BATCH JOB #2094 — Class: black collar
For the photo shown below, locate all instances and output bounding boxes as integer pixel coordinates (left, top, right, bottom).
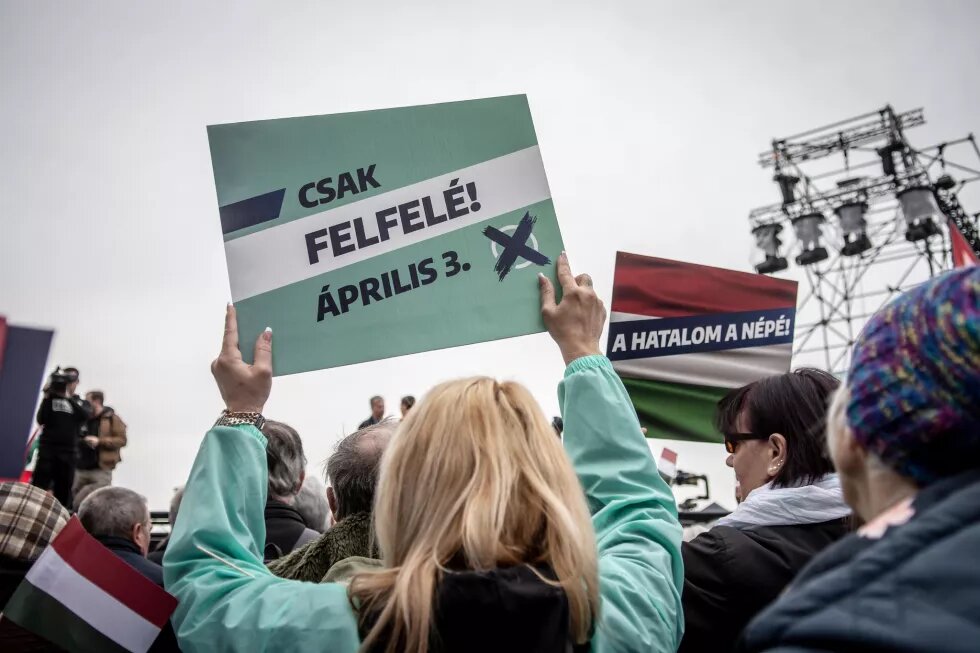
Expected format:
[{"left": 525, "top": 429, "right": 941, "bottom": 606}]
[
  {"left": 96, "top": 535, "right": 142, "bottom": 556},
  {"left": 264, "top": 498, "right": 306, "bottom": 524}
]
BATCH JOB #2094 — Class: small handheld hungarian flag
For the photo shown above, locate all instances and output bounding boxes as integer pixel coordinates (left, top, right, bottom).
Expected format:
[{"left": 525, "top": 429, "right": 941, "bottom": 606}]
[
  {"left": 2, "top": 516, "right": 178, "bottom": 652},
  {"left": 658, "top": 447, "right": 678, "bottom": 485},
  {"left": 19, "top": 427, "right": 40, "bottom": 484}
]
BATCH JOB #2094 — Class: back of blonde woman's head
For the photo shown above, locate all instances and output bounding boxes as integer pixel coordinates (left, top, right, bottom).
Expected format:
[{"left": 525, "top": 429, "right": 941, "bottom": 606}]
[{"left": 350, "top": 377, "right": 599, "bottom": 653}]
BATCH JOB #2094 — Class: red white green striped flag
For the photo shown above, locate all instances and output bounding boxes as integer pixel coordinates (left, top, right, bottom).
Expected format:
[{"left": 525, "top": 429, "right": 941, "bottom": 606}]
[
  {"left": 658, "top": 447, "right": 678, "bottom": 484},
  {"left": 2, "top": 516, "right": 178, "bottom": 652},
  {"left": 19, "top": 427, "right": 40, "bottom": 483},
  {"left": 605, "top": 253, "right": 798, "bottom": 442}
]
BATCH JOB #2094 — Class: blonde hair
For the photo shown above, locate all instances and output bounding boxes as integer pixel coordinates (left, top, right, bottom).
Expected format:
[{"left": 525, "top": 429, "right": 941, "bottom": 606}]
[{"left": 349, "top": 377, "right": 599, "bottom": 653}]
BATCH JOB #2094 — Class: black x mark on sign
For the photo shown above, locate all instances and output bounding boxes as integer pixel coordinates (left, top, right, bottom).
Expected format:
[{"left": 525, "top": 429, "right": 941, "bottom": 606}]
[{"left": 482, "top": 212, "right": 552, "bottom": 281}]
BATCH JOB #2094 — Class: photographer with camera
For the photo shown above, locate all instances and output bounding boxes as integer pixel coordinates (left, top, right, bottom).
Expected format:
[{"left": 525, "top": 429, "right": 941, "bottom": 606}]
[{"left": 32, "top": 367, "right": 92, "bottom": 509}]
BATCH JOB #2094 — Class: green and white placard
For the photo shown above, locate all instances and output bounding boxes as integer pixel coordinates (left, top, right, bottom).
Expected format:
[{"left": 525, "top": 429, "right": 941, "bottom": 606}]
[{"left": 208, "top": 95, "right": 564, "bottom": 375}]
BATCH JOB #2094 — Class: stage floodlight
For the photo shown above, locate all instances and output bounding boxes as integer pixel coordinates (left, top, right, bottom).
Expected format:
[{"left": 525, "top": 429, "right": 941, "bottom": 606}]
[
  {"left": 752, "top": 224, "right": 788, "bottom": 274},
  {"left": 898, "top": 186, "right": 942, "bottom": 242},
  {"left": 774, "top": 173, "right": 800, "bottom": 206},
  {"left": 835, "top": 202, "right": 873, "bottom": 256},
  {"left": 792, "top": 212, "right": 829, "bottom": 265},
  {"left": 936, "top": 174, "right": 957, "bottom": 191}
]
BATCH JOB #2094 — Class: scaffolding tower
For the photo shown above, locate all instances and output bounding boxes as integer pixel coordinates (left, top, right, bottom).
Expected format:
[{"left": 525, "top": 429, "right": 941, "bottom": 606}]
[{"left": 748, "top": 105, "right": 980, "bottom": 375}]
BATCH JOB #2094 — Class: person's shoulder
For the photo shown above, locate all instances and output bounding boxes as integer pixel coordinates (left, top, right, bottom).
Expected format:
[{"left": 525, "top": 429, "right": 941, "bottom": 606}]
[
  {"left": 134, "top": 556, "right": 165, "bottom": 586},
  {"left": 686, "top": 524, "right": 743, "bottom": 550},
  {"left": 683, "top": 526, "right": 738, "bottom": 573},
  {"left": 295, "top": 527, "right": 320, "bottom": 549},
  {"left": 684, "top": 525, "right": 789, "bottom": 578},
  {"left": 738, "top": 518, "right": 851, "bottom": 552},
  {"left": 112, "top": 547, "right": 165, "bottom": 586}
]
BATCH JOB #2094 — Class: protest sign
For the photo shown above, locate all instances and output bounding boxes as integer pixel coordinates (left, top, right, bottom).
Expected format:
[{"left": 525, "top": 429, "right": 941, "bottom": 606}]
[
  {"left": 0, "top": 318, "right": 54, "bottom": 480},
  {"left": 208, "top": 95, "right": 563, "bottom": 375},
  {"left": 605, "top": 252, "right": 798, "bottom": 442}
]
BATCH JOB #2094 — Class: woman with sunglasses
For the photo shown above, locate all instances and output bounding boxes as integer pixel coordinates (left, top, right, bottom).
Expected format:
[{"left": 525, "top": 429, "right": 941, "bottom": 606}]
[{"left": 678, "top": 368, "right": 850, "bottom": 653}]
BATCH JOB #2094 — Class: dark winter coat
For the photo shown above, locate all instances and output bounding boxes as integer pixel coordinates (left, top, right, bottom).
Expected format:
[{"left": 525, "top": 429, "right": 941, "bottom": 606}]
[
  {"left": 680, "top": 518, "right": 849, "bottom": 653},
  {"left": 263, "top": 498, "right": 320, "bottom": 561},
  {"left": 359, "top": 562, "right": 590, "bottom": 653},
  {"left": 267, "top": 511, "right": 376, "bottom": 582},
  {"left": 96, "top": 535, "right": 165, "bottom": 586},
  {"left": 35, "top": 395, "right": 89, "bottom": 453},
  {"left": 96, "top": 536, "right": 180, "bottom": 652},
  {"left": 739, "top": 469, "right": 980, "bottom": 653}
]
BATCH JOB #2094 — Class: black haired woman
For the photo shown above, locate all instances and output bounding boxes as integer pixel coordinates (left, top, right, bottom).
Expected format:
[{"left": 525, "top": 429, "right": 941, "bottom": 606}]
[{"left": 679, "top": 368, "right": 851, "bottom": 653}]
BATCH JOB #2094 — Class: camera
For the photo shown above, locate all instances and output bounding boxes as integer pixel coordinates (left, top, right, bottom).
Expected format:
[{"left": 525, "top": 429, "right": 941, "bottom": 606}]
[{"left": 46, "top": 367, "right": 78, "bottom": 395}]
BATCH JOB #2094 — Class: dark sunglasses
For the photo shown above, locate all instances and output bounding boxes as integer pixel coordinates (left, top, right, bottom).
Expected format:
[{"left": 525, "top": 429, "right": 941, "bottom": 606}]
[{"left": 723, "top": 432, "right": 770, "bottom": 454}]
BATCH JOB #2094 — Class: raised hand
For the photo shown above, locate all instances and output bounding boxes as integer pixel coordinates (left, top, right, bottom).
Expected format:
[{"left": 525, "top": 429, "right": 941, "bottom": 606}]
[
  {"left": 538, "top": 252, "right": 607, "bottom": 366},
  {"left": 211, "top": 304, "right": 273, "bottom": 414}
]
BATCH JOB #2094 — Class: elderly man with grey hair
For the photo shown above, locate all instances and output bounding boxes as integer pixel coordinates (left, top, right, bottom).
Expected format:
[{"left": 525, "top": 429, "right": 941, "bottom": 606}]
[
  {"left": 261, "top": 420, "right": 320, "bottom": 561},
  {"left": 268, "top": 420, "right": 394, "bottom": 582},
  {"left": 78, "top": 486, "right": 162, "bottom": 585},
  {"left": 78, "top": 486, "right": 180, "bottom": 650}
]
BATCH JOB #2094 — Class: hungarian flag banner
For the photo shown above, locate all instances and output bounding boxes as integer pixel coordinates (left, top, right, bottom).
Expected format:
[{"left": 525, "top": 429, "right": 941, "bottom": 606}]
[
  {"left": 605, "top": 252, "right": 798, "bottom": 442},
  {"left": 2, "top": 516, "right": 178, "bottom": 652}
]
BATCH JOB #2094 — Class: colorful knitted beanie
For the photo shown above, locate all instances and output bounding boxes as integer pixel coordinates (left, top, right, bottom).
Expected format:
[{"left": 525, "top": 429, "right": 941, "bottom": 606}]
[{"left": 846, "top": 266, "right": 979, "bottom": 486}]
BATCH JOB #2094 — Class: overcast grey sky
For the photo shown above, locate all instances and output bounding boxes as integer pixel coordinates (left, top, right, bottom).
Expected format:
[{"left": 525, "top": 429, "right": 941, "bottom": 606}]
[{"left": 2, "top": 0, "right": 978, "bottom": 509}]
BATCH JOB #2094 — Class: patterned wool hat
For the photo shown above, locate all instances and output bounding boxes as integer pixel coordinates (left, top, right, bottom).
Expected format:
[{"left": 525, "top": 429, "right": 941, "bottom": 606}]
[
  {"left": 0, "top": 482, "right": 70, "bottom": 561},
  {"left": 846, "top": 266, "right": 980, "bottom": 486}
]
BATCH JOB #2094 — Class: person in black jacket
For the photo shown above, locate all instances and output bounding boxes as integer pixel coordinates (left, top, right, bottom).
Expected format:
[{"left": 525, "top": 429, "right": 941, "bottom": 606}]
[
  {"left": 32, "top": 367, "right": 91, "bottom": 509},
  {"left": 680, "top": 368, "right": 851, "bottom": 653},
  {"left": 740, "top": 266, "right": 980, "bottom": 653},
  {"left": 260, "top": 420, "right": 319, "bottom": 560}
]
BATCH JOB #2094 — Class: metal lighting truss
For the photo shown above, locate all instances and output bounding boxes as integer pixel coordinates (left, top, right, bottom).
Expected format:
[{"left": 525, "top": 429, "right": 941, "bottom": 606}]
[{"left": 748, "top": 105, "right": 980, "bottom": 375}]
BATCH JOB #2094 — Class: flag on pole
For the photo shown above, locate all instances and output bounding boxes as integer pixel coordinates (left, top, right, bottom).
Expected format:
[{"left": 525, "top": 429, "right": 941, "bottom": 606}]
[
  {"left": 2, "top": 517, "right": 178, "bottom": 653},
  {"left": 605, "top": 252, "right": 798, "bottom": 442},
  {"left": 950, "top": 219, "right": 979, "bottom": 268},
  {"left": 658, "top": 448, "right": 678, "bottom": 484},
  {"left": 19, "top": 427, "right": 40, "bottom": 483}
]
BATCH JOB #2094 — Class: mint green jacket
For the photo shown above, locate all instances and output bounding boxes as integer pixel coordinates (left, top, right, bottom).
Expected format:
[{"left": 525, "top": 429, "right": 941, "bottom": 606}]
[{"left": 164, "top": 356, "right": 683, "bottom": 652}]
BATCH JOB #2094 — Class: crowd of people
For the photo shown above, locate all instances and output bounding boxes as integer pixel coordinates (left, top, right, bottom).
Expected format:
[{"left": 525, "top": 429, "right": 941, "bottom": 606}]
[{"left": 0, "top": 256, "right": 977, "bottom": 653}]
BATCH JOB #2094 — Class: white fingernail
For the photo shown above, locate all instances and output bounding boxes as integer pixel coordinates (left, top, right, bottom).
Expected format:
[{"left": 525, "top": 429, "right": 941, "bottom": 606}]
[{"left": 264, "top": 326, "right": 272, "bottom": 333}]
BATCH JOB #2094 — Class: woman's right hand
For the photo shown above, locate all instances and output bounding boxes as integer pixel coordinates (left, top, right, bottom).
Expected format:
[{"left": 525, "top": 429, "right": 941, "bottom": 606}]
[
  {"left": 211, "top": 304, "right": 273, "bottom": 414},
  {"left": 539, "top": 252, "right": 607, "bottom": 366}
]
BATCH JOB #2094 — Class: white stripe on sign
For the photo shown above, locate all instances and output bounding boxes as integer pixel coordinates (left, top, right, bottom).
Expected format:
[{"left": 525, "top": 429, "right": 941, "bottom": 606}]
[
  {"left": 610, "top": 311, "right": 661, "bottom": 323},
  {"left": 225, "top": 145, "right": 551, "bottom": 302},
  {"left": 26, "top": 546, "right": 161, "bottom": 653},
  {"left": 612, "top": 342, "right": 793, "bottom": 389}
]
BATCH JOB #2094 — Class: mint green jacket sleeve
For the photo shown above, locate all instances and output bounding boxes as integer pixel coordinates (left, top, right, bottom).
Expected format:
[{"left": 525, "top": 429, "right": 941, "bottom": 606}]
[
  {"left": 162, "top": 425, "right": 360, "bottom": 653},
  {"left": 559, "top": 356, "right": 684, "bottom": 653}
]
